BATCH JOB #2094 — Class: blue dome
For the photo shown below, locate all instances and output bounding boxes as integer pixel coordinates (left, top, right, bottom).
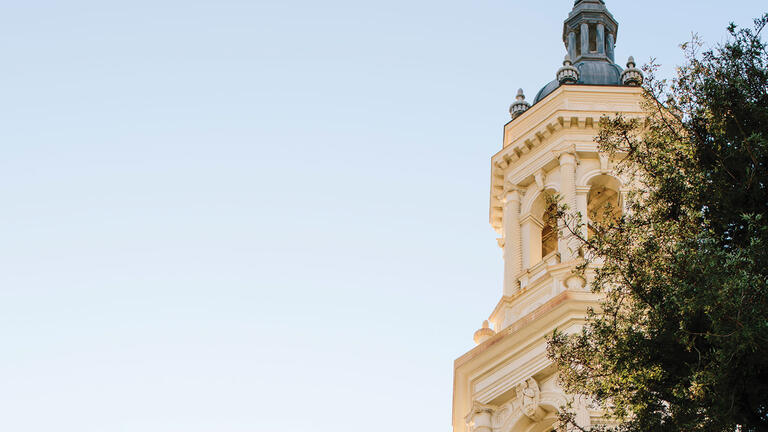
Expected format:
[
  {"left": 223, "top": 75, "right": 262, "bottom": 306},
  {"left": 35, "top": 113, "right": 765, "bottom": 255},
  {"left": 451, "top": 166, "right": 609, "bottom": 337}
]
[{"left": 533, "top": 60, "right": 624, "bottom": 104}]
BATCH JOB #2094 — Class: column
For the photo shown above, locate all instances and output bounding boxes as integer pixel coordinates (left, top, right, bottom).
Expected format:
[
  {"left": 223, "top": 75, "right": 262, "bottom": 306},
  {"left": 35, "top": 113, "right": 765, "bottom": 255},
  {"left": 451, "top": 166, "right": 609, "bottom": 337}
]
[
  {"left": 576, "top": 186, "right": 590, "bottom": 241},
  {"left": 607, "top": 33, "right": 616, "bottom": 62},
  {"left": 621, "top": 188, "right": 632, "bottom": 215},
  {"left": 596, "top": 24, "right": 605, "bottom": 55},
  {"left": 502, "top": 186, "right": 522, "bottom": 296},
  {"left": 558, "top": 152, "right": 578, "bottom": 261},
  {"left": 568, "top": 31, "right": 577, "bottom": 60},
  {"left": 521, "top": 215, "right": 543, "bottom": 269},
  {"left": 580, "top": 23, "right": 589, "bottom": 55}
]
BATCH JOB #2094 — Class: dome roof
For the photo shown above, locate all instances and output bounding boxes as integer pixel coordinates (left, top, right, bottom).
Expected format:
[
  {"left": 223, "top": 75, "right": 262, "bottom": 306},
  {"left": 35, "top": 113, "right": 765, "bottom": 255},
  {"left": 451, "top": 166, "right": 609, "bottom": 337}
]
[{"left": 533, "top": 60, "right": 623, "bottom": 104}]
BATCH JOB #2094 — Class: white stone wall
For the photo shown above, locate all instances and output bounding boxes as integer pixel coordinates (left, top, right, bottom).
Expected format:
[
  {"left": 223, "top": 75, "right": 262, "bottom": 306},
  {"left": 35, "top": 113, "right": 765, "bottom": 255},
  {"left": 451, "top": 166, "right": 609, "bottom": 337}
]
[{"left": 454, "top": 85, "right": 645, "bottom": 432}]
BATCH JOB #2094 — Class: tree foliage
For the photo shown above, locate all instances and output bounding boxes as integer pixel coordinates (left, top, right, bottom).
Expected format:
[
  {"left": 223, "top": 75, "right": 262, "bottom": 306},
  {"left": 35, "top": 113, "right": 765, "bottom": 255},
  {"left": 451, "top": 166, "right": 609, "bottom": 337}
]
[{"left": 547, "top": 14, "right": 768, "bottom": 432}]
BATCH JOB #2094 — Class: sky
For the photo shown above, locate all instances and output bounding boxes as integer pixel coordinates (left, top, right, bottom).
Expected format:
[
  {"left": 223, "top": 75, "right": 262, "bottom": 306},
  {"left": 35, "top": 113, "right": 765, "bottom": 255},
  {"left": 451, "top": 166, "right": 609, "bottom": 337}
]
[{"left": 1, "top": 1, "right": 765, "bottom": 431}]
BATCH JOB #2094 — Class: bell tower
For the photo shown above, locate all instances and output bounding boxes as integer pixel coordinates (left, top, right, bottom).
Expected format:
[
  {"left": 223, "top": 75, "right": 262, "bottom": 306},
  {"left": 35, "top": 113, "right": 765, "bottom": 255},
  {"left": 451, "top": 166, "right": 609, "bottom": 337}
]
[{"left": 453, "top": 2, "right": 646, "bottom": 431}]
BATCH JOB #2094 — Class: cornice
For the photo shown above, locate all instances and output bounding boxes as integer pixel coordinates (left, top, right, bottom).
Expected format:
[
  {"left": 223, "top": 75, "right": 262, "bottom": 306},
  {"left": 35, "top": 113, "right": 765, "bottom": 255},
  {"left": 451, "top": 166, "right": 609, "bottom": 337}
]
[
  {"left": 487, "top": 257, "right": 581, "bottom": 324},
  {"left": 454, "top": 290, "right": 600, "bottom": 370},
  {"left": 453, "top": 287, "right": 601, "bottom": 431},
  {"left": 488, "top": 85, "right": 645, "bottom": 232}
]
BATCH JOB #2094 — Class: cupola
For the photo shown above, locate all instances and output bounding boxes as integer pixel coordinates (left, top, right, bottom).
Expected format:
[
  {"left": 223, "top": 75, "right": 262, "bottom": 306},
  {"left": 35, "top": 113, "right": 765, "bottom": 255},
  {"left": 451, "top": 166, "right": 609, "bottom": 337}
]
[
  {"left": 563, "top": 0, "right": 618, "bottom": 64},
  {"left": 529, "top": 0, "right": 642, "bottom": 105}
]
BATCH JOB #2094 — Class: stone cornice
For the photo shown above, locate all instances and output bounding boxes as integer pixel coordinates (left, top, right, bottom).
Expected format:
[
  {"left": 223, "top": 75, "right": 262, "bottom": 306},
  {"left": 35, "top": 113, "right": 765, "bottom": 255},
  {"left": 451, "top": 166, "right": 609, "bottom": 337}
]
[
  {"left": 487, "top": 258, "right": 579, "bottom": 324},
  {"left": 453, "top": 281, "right": 602, "bottom": 432},
  {"left": 453, "top": 290, "right": 601, "bottom": 370},
  {"left": 489, "top": 85, "right": 645, "bottom": 233}
]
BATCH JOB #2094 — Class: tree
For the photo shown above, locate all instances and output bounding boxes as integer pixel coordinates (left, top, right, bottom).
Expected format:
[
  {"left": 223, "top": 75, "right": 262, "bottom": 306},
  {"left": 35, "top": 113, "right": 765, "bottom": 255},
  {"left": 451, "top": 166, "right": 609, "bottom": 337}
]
[{"left": 547, "top": 14, "right": 768, "bottom": 432}]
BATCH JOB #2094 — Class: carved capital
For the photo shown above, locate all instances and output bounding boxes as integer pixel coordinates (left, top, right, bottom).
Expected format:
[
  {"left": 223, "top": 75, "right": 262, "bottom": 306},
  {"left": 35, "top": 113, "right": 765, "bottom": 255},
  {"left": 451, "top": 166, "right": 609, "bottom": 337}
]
[
  {"left": 558, "top": 151, "right": 577, "bottom": 166},
  {"left": 465, "top": 401, "right": 496, "bottom": 432},
  {"left": 503, "top": 178, "right": 520, "bottom": 193},
  {"left": 555, "top": 145, "right": 578, "bottom": 166},
  {"left": 502, "top": 181, "right": 521, "bottom": 204}
]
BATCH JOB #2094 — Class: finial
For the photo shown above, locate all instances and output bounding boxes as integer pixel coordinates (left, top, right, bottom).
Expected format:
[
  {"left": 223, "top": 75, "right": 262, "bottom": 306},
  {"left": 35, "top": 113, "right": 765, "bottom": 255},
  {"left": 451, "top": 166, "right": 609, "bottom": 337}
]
[
  {"left": 621, "top": 56, "right": 643, "bottom": 86},
  {"left": 473, "top": 320, "right": 496, "bottom": 345},
  {"left": 556, "top": 55, "right": 580, "bottom": 85},
  {"left": 509, "top": 89, "right": 531, "bottom": 119}
]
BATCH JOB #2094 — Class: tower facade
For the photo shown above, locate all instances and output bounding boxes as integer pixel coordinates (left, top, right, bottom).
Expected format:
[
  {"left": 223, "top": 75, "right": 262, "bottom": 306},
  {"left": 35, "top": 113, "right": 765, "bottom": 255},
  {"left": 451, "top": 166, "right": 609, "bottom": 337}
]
[{"left": 453, "top": 2, "right": 645, "bottom": 431}]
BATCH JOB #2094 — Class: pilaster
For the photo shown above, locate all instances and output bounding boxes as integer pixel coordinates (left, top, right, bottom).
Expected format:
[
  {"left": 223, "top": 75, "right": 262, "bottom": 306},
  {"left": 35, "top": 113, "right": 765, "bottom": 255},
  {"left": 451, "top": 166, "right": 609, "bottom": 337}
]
[
  {"left": 558, "top": 151, "right": 578, "bottom": 261},
  {"left": 502, "top": 182, "right": 523, "bottom": 296},
  {"left": 579, "top": 23, "right": 589, "bottom": 55},
  {"left": 576, "top": 186, "right": 591, "bottom": 241}
]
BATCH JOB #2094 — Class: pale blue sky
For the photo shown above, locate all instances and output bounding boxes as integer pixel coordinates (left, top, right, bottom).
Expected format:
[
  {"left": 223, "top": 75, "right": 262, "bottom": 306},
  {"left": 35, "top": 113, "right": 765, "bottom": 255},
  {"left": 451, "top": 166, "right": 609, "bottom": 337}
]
[{"left": 1, "top": 1, "right": 765, "bottom": 431}]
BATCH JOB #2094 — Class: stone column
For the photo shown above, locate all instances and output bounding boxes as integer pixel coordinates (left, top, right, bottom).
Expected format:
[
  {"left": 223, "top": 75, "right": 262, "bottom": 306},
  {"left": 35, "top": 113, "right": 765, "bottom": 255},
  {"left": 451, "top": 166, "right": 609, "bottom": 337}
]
[
  {"left": 576, "top": 186, "right": 590, "bottom": 241},
  {"left": 502, "top": 185, "right": 522, "bottom": 296},
  {"left": 621, "top": 188, "right": 632, "bottom": 215},
  {"left": 607, "top": 33, "right": 616, "bottom": 62},
  {"left": 596, "top": 24, "right": 605, "bottom": 55},
  {"left": 521, "top": 215, "right": 543, "bottom": 269},
  {"left": 568, "top": 31, "right": 577, "bottom": 60},
  {"left": 580, "top": 23, "right": 589, "bottom": 55},
  {"left": 558, "top": 151, "right": 578, "bottom": 261}
]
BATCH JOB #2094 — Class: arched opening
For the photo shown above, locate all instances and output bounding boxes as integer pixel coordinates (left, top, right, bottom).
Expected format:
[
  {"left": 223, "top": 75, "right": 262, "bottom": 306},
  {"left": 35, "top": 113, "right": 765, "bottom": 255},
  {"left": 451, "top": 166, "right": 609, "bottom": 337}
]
[
  {"left": 522, "top": 190, "right": 559, "bottom": 269},
  {"left": 574, "top": 29, "right": 582, "bottom": 57},
  {"left": 541, "top": 201, "right": 558, "bottom": 257},
  {"left": 588, "top": 23, "right": 598, "bottom": 53},
  {"left": 587, "top": 175, "right": 622, "bottom": 239}
]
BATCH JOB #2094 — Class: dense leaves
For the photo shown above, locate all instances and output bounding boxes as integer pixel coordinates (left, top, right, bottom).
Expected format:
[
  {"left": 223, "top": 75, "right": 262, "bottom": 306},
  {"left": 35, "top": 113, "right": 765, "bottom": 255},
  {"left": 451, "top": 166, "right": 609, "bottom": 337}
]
[{"left": 547, "top": 14, "right": 768, "bottom": 432}]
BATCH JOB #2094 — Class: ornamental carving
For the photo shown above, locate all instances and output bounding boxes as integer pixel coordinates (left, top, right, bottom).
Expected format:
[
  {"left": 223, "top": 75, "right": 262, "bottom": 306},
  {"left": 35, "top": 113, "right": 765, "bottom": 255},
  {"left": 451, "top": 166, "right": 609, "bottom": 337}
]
[
  {"left": 465, "top": 401, "right": 496, "bottom": 432},
  {"left": 515, "top": 377, "right": 545, "bottom": 421}
]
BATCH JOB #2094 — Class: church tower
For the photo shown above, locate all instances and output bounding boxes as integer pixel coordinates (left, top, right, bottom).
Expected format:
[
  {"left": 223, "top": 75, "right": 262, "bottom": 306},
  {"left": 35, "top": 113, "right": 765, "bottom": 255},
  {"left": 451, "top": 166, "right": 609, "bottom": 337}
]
[{"left": 453, "top": 1, "right": 645, "bottom": 431}]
